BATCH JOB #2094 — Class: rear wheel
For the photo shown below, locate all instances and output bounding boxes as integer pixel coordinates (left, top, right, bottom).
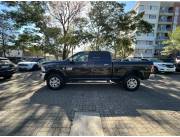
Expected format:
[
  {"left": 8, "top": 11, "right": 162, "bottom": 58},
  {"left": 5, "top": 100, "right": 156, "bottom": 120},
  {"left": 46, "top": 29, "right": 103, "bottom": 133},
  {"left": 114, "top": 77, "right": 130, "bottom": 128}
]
[
  {"left": 123, "top": 75, "right": 140, "bottom": 91},
  {"left": 47, "top": 74, "right": 65, "bottom": 90}
]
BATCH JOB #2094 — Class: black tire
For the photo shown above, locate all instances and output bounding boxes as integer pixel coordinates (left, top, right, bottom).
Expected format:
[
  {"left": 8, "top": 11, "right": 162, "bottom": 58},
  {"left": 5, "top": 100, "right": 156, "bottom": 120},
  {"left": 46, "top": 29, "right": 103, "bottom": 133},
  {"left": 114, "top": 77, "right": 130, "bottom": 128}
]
[
  {"left": 154, "top": 66, "right": 159, "bottom": 74},
  {"left": 32, "top": 64, "right": 39, "bottom": 71},
  {"left": 3, "top": 75, "right": 12, "bottom": 80},
  {"left": 123, "top": 75, "right": 140, "bottom": 91},
  {"left": 46, "top": 74, "right": 65, "bottom": 90}
]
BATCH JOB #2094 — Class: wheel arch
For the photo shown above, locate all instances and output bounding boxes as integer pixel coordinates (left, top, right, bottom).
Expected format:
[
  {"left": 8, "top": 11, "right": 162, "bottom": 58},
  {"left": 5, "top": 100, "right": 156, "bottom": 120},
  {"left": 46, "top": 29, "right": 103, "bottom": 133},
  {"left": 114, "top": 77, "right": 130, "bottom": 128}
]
[
  {"left": 124, "top": 70, "right": 143, "bottom": 80},
  {"left": 44, "top": 69, "right": 65, "bottom": 80}
]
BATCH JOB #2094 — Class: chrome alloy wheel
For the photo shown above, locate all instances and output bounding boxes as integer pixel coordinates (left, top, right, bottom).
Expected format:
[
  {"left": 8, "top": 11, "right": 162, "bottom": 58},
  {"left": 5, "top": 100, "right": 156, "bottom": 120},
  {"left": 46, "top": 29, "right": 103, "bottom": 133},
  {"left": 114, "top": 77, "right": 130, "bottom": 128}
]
[
  {"left": 49, "top": 77, "right": 61, "bottom": 88},
  {"left": 127, "top": 78, "right": 138, "bottom": 89}
]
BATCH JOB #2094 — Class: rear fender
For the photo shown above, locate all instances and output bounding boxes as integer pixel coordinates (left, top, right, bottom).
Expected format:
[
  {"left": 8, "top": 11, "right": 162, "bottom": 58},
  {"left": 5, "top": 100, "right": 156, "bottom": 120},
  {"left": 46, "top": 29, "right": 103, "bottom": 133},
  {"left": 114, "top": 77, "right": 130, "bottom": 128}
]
[{"left": 124, "top": 70, "right": 144, "bottom": 80}]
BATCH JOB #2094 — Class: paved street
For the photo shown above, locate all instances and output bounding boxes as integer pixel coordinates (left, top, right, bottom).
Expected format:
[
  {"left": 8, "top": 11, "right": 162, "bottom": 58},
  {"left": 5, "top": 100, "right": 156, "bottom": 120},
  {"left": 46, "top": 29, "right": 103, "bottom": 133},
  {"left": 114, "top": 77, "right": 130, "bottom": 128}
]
[{"left": 0, "top": 71, "right": 180, "bottom": 135}]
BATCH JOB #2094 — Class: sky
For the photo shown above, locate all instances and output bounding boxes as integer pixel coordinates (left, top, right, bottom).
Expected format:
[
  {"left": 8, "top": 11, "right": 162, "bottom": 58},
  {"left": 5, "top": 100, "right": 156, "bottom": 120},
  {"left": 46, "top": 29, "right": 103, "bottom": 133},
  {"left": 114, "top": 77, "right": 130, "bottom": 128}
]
[{"left": 123, "top": 1, "right": 137, "bottom": 12}]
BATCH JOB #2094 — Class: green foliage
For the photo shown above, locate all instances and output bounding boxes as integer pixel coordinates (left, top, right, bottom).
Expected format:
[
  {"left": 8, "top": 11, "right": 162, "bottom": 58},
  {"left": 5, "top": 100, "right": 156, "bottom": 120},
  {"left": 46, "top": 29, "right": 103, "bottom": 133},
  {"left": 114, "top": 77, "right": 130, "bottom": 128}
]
[
  {"left": 0, "top": 3, "right": 16, "bottom": 57},
  {"left": 162, "top": 27, "right": 180, "bottom": 56},
  {"left": 1, "top": 1, "right": 153, "bottom": 59},
  {"left": 88, "top": 2, "right": 152, "bottom": 58},
  {"left": 8, "top": 1, "right": 45, "bottom": 28}
]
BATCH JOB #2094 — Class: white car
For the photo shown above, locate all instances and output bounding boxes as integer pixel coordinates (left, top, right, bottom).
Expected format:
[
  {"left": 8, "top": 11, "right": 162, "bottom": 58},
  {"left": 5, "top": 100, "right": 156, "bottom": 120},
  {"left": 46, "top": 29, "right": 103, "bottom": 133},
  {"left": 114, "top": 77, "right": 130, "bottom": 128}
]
[
  {"left": 18, "top": 58, "right": 45, "bottom": 71},
  {"left": 148, "top": 58, "right": 176, "bottom": 73}
]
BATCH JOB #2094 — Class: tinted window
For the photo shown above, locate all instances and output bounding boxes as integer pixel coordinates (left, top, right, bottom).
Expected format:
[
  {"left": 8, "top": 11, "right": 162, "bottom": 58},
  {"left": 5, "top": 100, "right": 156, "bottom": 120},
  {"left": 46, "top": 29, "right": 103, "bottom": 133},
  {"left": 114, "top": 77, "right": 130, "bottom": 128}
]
[
  {"left": 0, "top": 59, "right": 12, "bottom": 64},
  {"left": 89, "top": 52, "right": 111, "bottom": 63},
  {"left": 71, "top": 52, "right": 89, "bottom": 62}
]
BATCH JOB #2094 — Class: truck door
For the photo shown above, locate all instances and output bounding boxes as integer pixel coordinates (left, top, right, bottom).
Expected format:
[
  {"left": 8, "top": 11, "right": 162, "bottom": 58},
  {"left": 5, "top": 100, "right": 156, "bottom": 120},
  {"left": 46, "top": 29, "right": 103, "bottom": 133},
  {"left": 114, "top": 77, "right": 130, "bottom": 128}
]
[
  {"left": 88, "top": 51, "right": 112, "bottom": 79},
  {"left": 65, "top": 52, "right": 91, "bottom": 79}
]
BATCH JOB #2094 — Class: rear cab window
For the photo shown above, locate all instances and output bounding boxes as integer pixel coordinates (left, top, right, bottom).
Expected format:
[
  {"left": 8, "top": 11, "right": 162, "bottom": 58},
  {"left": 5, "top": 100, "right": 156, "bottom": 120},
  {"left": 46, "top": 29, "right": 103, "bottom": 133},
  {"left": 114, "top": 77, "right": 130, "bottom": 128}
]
[{"left": 88, "top": 51, "right": 112, "bottom": 64}]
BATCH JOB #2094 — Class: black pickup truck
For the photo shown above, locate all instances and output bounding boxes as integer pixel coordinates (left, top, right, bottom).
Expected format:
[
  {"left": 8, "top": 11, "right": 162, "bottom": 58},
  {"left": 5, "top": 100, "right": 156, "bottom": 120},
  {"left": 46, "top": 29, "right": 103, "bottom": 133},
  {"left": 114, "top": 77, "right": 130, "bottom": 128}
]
[{"left": 41, "top": 51, "right": 153, "bottom": 91}]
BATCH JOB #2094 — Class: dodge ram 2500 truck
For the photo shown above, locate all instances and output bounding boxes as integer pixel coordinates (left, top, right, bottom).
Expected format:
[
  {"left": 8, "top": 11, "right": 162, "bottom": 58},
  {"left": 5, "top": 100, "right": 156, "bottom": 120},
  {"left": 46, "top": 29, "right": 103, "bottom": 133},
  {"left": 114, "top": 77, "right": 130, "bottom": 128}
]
[{"left": 41, "top": 51, "right": 153, "bottom": 91}]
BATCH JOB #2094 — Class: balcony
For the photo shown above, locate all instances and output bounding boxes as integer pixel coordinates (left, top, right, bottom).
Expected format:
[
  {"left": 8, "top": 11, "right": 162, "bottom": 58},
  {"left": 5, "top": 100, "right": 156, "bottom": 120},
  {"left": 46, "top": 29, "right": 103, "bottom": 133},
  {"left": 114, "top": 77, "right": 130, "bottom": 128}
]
[
  {"left": 160, "top": 9, "right": 174, "bottom": 13},
  {"left": 157, "top": 26, "right": 172, "bottom": 32},
  {"left": 159, "top": 7, "right": 174, "bottom": 15},
  {"left": 156, "top": 36, "right": 169, "bottom": 41},
  {"left": 158, "top": 18, "right": 173, "bottom": 24}
]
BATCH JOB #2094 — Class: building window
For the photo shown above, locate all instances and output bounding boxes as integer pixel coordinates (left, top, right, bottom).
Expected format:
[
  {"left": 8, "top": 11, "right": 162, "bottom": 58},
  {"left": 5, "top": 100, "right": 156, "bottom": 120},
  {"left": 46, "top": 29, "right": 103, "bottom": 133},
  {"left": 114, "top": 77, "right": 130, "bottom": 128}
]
[
  {"left": 145, "top": 49, "right": 152, "bottom": 54},
  {"left": 150, "top": 5, "right": 158, "bottom": 10},
  {"left": 147, "top": 32, "right": 154, "bottom": 37},
  {"left": 149, "top": 14, "right": 156, "bottom": 19},
  {"left": 151, "top": 24, "right": 155, "bottom": 28},
  {"left": 139, "top": 5, "right": 144, "bottom": 10},
  {"left": 136, "top": 31, "right": 141, "bottom": 36},
  {"left": 146, "top": 41, "right": 153, "bottom": 45}
]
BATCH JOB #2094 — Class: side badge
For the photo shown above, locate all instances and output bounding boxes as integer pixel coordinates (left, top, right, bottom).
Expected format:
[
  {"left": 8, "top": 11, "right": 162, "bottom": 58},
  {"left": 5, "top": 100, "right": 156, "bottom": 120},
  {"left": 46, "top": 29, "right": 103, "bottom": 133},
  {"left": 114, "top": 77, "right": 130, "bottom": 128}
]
[{"left": 66, "top": 67, "right": 72, "bottom": 70}]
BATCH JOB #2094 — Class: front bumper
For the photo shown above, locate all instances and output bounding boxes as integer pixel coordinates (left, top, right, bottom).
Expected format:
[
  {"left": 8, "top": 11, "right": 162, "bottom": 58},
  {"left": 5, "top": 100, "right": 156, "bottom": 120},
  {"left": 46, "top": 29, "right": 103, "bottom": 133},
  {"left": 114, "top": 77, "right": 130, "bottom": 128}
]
[
  {"left": 18, "top": 66, "right": 32, "bottom": 71},
  {"left": 158, "top": 67, "right": 176, "bottom": 72},
  {"left": 40, "top": 72, "right": 46, "bottom": 80},
  {"left": 0, "top": 69, "right": 15, "bottom": 77}
]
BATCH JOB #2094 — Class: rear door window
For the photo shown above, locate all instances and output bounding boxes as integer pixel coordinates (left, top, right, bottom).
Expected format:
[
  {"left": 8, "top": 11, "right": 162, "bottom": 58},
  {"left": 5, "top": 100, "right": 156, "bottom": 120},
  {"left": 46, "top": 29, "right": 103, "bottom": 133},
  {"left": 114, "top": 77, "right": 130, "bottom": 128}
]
[{"left": 89, "top": 52, "right": 111, "bottom": 63}]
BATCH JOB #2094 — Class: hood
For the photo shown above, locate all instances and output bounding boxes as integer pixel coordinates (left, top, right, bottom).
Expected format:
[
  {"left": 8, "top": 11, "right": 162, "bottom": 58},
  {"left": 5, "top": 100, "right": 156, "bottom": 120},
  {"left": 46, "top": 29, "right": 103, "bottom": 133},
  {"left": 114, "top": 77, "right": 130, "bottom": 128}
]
[
  {"left": 42, "top": 60, "right": 67, "bottom": 66},
  {"left": 18, "top": 61, "right": 37, "bottom": 65},
  {"left": 154, "top": 62, "right": 174, "bottom": 65}
]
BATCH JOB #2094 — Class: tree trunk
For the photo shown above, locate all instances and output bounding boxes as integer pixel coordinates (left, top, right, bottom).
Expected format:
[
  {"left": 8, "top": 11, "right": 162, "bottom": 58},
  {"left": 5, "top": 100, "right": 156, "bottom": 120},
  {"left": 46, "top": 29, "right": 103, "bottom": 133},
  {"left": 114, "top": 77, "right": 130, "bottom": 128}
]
[
  {"left": 2, "top": 33, "right": 6, "bottom": 57},
  {"left": 62, "top": 44, "right": 68, "bottom": 60},
  {"left": 2, "top": 48, "right": 6, "bottom": 57}
]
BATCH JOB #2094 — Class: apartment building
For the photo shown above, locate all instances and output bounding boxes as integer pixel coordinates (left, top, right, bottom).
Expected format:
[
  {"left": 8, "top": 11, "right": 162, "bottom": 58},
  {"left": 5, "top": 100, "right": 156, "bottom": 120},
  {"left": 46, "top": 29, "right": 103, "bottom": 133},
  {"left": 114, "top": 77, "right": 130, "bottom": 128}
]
[{"left": 133, "top": 1, "right": 180, "bottom": 58}]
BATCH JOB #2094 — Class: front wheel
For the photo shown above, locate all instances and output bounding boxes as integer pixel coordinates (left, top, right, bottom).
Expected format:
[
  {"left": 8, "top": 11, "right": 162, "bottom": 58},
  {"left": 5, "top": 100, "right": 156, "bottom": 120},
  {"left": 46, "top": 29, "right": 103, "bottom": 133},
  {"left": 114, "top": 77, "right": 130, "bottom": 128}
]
[
  {"left": 3, "top": 75, "right": 12, "bottom": 80},
  {"left": 46, "top": 74, "right": 65, "bottom": 90},
  {"left": 123, "top": 75, "right": 140, "bottom": 91}
]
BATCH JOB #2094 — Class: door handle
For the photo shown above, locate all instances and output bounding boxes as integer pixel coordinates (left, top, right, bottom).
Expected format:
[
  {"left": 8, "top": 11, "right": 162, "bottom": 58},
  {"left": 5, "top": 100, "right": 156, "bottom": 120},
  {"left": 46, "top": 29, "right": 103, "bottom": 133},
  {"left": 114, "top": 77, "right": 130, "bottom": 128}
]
[{"left": 104, "top": 64, "right": 110, "bottom": 66}]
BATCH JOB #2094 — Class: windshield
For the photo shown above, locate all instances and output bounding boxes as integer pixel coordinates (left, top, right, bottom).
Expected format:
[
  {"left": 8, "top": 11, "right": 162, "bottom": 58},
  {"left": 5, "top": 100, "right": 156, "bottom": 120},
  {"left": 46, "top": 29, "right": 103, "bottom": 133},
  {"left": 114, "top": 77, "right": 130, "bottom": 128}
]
[
  {"left": 149, "top": 58, "right": 164, "bottom": 62},
  {"left": 25, "top": 58, "right": 40, "bottom": 62},
  {"left": 0, "top": 59, "right": 12, "bottom": 64}
]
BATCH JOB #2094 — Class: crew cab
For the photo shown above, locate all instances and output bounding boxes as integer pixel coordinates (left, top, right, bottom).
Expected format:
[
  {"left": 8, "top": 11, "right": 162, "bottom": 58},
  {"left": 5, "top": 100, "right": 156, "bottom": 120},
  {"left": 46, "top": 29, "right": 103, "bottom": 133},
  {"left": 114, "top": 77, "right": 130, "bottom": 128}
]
[{"left": 41, "top": 51, "right": 153, "bottom": 91}]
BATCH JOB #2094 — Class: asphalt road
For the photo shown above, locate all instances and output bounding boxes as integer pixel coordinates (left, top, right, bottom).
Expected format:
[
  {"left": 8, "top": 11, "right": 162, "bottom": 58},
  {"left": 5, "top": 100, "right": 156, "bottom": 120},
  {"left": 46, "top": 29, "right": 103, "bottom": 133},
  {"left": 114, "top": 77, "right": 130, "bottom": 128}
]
[{"left": 0, "top": 71, "right": 180, "bottom": 135}]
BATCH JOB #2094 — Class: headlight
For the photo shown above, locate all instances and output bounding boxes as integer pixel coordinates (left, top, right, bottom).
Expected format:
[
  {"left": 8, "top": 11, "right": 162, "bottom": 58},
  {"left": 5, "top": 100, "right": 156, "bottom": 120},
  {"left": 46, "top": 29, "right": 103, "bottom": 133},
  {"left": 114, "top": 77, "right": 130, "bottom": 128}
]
[{"left": 157, "top": 64, "right": 165, "bottom": 67}]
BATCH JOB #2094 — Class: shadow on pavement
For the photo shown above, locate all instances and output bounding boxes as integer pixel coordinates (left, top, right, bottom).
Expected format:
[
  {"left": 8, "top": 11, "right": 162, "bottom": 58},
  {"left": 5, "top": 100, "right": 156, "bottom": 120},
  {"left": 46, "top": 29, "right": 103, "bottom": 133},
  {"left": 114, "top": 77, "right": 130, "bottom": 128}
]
[{"left": 1, "top": 75, "right": 180, "bottom": 135}]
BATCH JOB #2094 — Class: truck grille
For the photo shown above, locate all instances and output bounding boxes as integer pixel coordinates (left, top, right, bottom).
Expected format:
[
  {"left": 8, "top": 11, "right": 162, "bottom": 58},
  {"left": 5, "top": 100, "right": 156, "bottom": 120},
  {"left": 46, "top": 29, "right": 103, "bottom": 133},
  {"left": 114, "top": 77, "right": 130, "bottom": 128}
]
[
  {"left": 166, "top": 65, "right": 174, "bottom": 68},
  {"left": 18, "top": 64, "right": 28, "bottom": 66}
]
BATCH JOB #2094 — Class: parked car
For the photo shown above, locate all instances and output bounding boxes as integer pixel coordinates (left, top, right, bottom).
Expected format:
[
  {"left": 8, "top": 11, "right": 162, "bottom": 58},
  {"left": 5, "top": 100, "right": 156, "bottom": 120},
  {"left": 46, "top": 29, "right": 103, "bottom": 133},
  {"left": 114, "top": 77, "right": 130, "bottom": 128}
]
[
  {"left": 18, "top": 57, "right": 46, "bottom": 71},
  {"left": 0, "top": 57, "right": 16, "bottom": 79},
  {"left": 41, "top": 51, "right": 153, "bottom": 91},
  {"left": 175, "top": 56, "right": 180, "bottom": 71},
  {"left": 7, "top": 57, "right": 23, "bottom": 64},
  {"left": 143, "top": 58, "right": 176, "bottom": 73}
]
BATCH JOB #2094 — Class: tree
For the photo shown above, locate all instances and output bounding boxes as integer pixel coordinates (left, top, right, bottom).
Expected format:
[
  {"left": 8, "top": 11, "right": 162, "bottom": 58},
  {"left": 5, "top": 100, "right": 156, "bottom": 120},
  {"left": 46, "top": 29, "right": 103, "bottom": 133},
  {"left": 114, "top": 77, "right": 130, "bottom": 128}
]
[
  {"left": 47, "top": 1, "right": 86, "bottom": 59},
  {"left": 0, "top": 3, "right": 16, "bottom": 57},
  {"left": 15, "top": 31, "right": 42, "bottom": 55},
  {"left": 162, "top": 27, "right": 180, "bottom": 57},
  {"left": 89, "top": 2, "right": 152, "bottom": 58}
]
